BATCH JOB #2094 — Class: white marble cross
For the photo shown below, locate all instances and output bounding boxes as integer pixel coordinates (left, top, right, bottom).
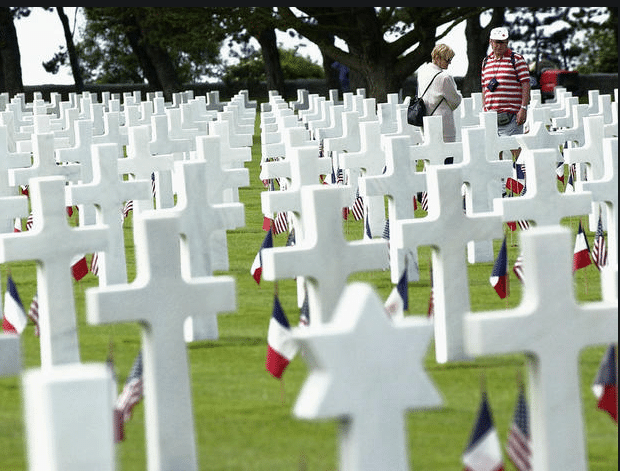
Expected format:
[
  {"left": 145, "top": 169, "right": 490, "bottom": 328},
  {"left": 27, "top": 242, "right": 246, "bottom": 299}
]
[
  {"left": 408, "top": 115, "right": 463, "bottom": 165},
  {"left": 392, "top": 165, "right": 504, "bottom": 363},
  {"left": 340, "top": 120, "right": 390, "bottom": 236},
  {"left": 168, "top": 159, "right": 244, "bottom": 341},
  {"left": 149, "top": 114, "right": 191, "bottom": 160},
  {"left": 0, "top": 176, "right": 108, "bottom": 367},
  {"left": 360, "top": 135, "right": 426, "bottom": 283},
  {"left": 262, "top": 184, "right": 389, "bottom": 325},
  {"left": 118, "top": 125, "right": 174, "bottom": 212},
  {"left": 461, "top": 126, "right": 513, "bottom": 263},
  {"left": 464, "top": 226, "right": 618, "bottom": 471},
  {"left": 578, "top": 137, "right": 618, "bottom": 299},
  {"left": 208, "top": 119, "right": 252, "bottom": 173},
  {"left": 67, "top": 143, "right": 153, "bottom": 285},
  {"left": 498, "top": 147, "right": 592, "bottom": 227},
  {"left": 10, "top": 133, "right": 81, "bottom": 187},
  {"left": 86, "top": 211, "right": 236, "bottom": 471},
  {"left": 0, "top": 128, "right": 30, "bottom": 232},
  {"left": 293, "top": 282, "right": 442, "bottom": 471}
]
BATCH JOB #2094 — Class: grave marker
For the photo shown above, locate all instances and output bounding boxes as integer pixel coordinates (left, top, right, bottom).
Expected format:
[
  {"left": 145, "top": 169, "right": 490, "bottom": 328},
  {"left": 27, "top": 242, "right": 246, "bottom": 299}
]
[
  {"left": 67, "top": 143, "right": 153, "bottom": 285},
  {"left": 294, "top": 283, "right": 442, "bottom": 471},
  {"left": 393, "top": 165, "right": 504, "bottom": 363},
  {"left": 465, "top": 226, "right": 617, "bottom": 471},
  {"left": 262, "top": 185, "right": 389, "bottom": 325},
  {"left": 86, "top": 212, "right": 236, "bottom": 471},
  {"left": 0, "top": 177, "right": 108, "bottom": 367}
]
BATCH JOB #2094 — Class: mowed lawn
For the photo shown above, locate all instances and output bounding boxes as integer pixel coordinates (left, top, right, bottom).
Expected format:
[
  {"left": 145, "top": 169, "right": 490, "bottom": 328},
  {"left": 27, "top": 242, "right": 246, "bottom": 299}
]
[{"left": 0, "top": 108, "right": 617, "bottom": 470}]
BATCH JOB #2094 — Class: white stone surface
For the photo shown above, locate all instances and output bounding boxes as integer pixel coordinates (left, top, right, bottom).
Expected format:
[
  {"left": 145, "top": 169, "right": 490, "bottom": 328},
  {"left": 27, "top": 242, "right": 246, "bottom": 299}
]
[
  {"left": 86, "top": 212, "right": 236, "bottom": 471},
  {"left": 294, "top": 282, "right": 442, "bottom": 471},
  {"left": 22, "top": 363, "right": 115, "bottom": 471},
  {"left": 465, "top": 226, "right": 618, "bottom": 471}
]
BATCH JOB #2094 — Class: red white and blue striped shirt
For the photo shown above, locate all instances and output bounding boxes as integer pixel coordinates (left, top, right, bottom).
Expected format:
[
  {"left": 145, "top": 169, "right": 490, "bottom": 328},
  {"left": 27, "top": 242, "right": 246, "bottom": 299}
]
[{"left": 481, "top": 49, "right": 530, "bottom": 114}]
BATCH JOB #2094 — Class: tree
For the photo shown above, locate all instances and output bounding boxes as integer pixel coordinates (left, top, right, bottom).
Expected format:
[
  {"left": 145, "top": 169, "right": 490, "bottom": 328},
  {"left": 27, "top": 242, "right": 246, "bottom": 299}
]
[
  {"left": 0, "top": 7, "right": 26, "bottom": 97},
  {"left": 55, "top": 7, "right": 83, "bottom": 92},
  {"left": 462, "top": 8, "right": 506, "bottom": 96},
  {"left": 276, "top": 7, "right": 485, "bottom": 102}
]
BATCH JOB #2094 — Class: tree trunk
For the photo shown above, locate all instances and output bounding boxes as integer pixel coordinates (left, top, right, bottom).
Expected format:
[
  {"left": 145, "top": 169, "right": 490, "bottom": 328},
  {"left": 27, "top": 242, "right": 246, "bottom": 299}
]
[
  {"left": 462, "top": 8, "right": 505, "bottom": 97},
  {"left": 0, "top": 7, "right": 23, "bottom": 97},
  {"left": 56, "top": 6, "right": 83, "bottom": 92},
  {"left": 123, "top": 11, "right": 181, "bottom": 101},
  {"left": 255, "top": 27, "right": 286, "bottom": 99}
]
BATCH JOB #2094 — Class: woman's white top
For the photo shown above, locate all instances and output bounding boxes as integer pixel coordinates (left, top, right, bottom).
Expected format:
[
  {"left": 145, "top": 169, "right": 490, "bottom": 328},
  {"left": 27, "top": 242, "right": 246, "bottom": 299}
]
[{"left": 417, "top": 62, "right": 462, "bottom": 142}]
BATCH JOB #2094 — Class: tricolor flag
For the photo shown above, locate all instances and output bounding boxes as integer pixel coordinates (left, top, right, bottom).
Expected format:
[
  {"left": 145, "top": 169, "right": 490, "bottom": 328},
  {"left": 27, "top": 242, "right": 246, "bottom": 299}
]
[
  {"left": 462, "top": 392, "right": 505, "bottom": 471},
  {"left": 384, "top": 267, "right": 408, "bottom": 319},
  {"left": 2, "top": 276, "right": 28, "bottom": 334},
  {"left": 266, "top": 295, "right": 299, "bottom": 379},
  {"left": 592, "top": 344, "right": 617, "bottom": 423},
  {"left": 115, "top": 350, "right": 144, "bottom": 441},
  {"left": 250, "top": 229, "right": 273, "bottom": 284},
  {"left": 572, "top": 221, "right": 592, "bottom": 272},
  {"left": 71, "top": 254, "right": 89, "bottom": 281},
  {"left": 506, "top": 385, "right": 531, "bottom": 471},
  {"left": 490, "top": 237, "right": 509, "bottom": 299}
]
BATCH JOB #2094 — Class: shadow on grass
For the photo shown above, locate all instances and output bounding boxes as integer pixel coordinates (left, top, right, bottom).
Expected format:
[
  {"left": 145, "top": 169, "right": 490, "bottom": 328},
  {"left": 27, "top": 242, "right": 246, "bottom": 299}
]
[{"left": 189, "top": 335, "right": 264, "bottom": 350}]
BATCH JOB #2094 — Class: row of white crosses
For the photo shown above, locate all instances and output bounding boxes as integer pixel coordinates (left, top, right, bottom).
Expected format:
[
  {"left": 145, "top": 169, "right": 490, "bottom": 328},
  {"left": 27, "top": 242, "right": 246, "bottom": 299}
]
[
  {"left": 0, "top": 88, "right": 256, "bottom": 470},
  {"left": 258, "top": 86, "right": 617, "bottom": 470}
]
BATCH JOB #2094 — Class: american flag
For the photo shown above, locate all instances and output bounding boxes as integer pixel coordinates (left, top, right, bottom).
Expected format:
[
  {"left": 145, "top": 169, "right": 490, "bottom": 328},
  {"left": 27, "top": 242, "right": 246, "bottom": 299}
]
[
  {"left": 350, "top": 189, "right": 364, "bottom": 221},
  {"left": 592, "top": 207, "right": 607, "bottom": 270},
  {"left": 122, "top": 200, "right": 133, "bottom": 219},
  {"left": 26, "top": 212, "right": 34, "bottom": 230},
  {"left": 115, "top": 350, "right": 144, "bottom": 441},
  {"left": 419, "top": 191, "right": 428, "bottom": 212},
  {"left": 506, "top": 385, "right": 531, "bottom": 471},
  {"left": 150, "top": 172, "right": 156, "bottom": 196},
  {"left": 90, "top": 252, "right": 100, "bottom": 276},
  {"left": 28, "top": 294, "right": 39, "bottom": 336},
  {"left": 513, "top": 253, "right": 524, "bottom": 283},
  {"left": 273, "top": 211, "right": 288, "bottom": 235}
]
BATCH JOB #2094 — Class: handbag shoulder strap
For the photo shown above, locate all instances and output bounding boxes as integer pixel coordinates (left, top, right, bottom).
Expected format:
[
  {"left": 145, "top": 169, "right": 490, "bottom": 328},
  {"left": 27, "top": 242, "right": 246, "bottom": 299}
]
[{"left": 419, "top": 70, "right": 443, "bottom": 98}]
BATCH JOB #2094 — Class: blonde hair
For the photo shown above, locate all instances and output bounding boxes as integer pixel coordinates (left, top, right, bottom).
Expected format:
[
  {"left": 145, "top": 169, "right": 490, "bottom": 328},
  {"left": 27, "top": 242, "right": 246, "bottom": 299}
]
[{"left": 431, "top": 44, "right": 455, "bottom": 63}]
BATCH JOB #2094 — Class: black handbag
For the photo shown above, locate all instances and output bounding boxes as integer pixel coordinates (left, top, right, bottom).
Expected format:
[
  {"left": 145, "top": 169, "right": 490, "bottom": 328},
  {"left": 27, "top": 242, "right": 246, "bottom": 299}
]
[{"left": 407, "top": 71, "right": 442, "bottom": 127}]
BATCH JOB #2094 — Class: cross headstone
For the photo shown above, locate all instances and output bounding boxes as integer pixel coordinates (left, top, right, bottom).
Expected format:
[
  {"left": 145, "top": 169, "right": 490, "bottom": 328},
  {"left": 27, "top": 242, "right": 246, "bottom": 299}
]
[
  {"left": 460, "top": 126, "right": 513, "bottom": 263},
  {"left": 149, "top": 114, "right": 191, "bottom": 160},
  {"left": 340, "top": 120, "right": 389, "bottom": 237},
  {"left": 360, "top": 135, "right": 426, "bottom": 282},
  {"left": 10, "top": 133, "right": 81, "bottom": 187},
  {"left": 0, "top": 176, "right": 108, "bottom": 367},
  {"left": 67, "top": 143, "right": 153, "bottom": 285},
  {"left": 464, "top": 226, "right": 617, "bottom": 471},
  {"left": 293, "top": 282, "right": 442, "bottom": 471},
  {"left": 577, "top": 137, "right": 618, "bottom": 300},
  {"left": 563, "top": 116, "right": 609, "bottom": 230},
  {"left": 392, "top": 165, "right": 504, "bottom": 363},
  {"left": 498, "top": 147, "right": 592, "bottom": 227},
  {"left": 22, "top": 363, "right": 115, "bottom": 471},
  {"left": 262, "top": 184, "right": 389, "bottom": 325},
  {"left": 408, "top": 116, "right": 463, "bottom": 165},
  {"left": 167, "top": 159, "right": 244, "bottom": 341},
  {"left": 86, "top": 211, "right": 236, "bottom": 471},
  {"left": 118, "top": 125, "right": 174, "bottom": 213}
]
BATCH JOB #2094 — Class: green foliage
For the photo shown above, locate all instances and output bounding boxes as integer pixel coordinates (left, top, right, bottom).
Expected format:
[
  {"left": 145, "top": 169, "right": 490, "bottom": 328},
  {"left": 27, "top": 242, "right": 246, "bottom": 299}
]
[
  {"left": 222, "top": 47, "right": 324, "bottom": 86},
  {"left": 0, "top": 113, "right": 616, "bottom": 470}
]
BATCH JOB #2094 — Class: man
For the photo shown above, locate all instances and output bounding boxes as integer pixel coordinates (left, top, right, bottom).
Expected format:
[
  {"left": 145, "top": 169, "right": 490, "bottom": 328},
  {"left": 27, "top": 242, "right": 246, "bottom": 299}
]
[{"left": 481, "top": 27, "right": 531, "bottom": 142}]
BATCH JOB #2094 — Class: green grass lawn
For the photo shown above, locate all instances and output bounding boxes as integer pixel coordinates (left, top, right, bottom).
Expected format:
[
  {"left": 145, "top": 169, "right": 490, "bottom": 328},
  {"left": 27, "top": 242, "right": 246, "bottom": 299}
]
[{"left": 0, "top": 112, "right": 616, "bottom": 470}]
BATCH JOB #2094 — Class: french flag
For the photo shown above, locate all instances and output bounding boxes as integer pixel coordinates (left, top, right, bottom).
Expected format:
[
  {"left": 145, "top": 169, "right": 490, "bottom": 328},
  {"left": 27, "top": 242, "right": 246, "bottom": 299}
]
[
  {"left": 2, "top": 276, "right": 28, "bottom": 334},
  {"left": 592, "top": 344, "right": 618, "bottom": 422},
  {"left": 462, "top": 392, "right": 504, "bottom": 471},
  {"left": 265, "top": 295, "right": 298, "bottom": 379},
  {"left": 572, "top": 221, "right": 592, "bottom": 272},
  {"left": 489, "top": 237, "right": 508, "bottom": 299},
  {"left": 250, "top": 230, "right": 273, "bottom": 284}
]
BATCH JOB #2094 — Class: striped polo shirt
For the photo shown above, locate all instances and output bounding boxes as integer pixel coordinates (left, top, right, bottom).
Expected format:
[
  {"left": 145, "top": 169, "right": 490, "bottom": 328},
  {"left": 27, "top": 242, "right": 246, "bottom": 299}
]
[{"left": 481, "top": 49, "right": 530, "bottom": 114}]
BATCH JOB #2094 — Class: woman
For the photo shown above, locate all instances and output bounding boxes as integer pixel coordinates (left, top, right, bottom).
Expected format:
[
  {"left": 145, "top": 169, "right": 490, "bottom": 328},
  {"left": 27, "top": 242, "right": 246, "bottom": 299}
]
[{"left": 416, "top": 44, "right": 462, "bottom": 143}]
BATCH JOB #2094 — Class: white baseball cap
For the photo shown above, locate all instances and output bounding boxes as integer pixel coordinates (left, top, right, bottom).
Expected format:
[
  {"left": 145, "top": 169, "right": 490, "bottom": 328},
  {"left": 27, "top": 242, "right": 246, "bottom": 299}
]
[{"left": 490, "top": 27, "right": 509, "bottom": 41}]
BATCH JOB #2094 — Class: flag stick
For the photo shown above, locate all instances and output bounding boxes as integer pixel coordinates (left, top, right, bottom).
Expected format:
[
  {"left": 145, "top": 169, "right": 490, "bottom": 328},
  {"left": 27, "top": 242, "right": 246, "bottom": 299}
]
[{"left": 279, "top": 378, "right": 286, "bottom": 405}]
